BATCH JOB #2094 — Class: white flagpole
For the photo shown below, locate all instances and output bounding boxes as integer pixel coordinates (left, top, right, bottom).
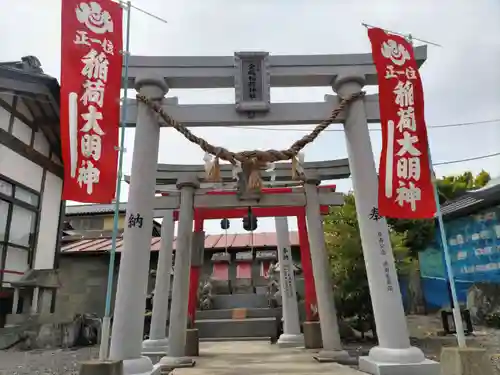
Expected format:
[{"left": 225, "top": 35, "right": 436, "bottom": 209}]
[
  {"left": 99, "top": 0, "right": 132, "bottom": 360},
  {"left": 406, "top": 32, "right": 466, "bottom": 348}
]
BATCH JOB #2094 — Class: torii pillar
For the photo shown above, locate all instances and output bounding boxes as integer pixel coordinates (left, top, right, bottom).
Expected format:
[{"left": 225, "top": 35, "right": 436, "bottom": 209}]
[
  {"left": 109, "top": 74, "right": 168, "bottom": 375},
  {"left": 274, "top": 216, "right": 304, "bottom": 347},
  {"left": 333, "top": 74, "right": 439, "bottom": 375}
]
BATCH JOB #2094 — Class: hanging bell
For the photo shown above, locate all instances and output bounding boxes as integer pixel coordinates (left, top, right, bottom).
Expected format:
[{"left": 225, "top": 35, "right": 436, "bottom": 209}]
[{"left": 220, "top": 218, "right": 230, "bottom": 230}]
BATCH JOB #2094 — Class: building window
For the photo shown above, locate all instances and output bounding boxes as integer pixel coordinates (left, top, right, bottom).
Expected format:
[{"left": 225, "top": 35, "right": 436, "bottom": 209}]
[
  {"left": 0, "top": 200, "right": 9, "bottom": 241},
  {"left": 0, "top": 180, "right": 13, "bottom": 196},
  {"left": 0, "top": 176, "right": 40, "bottom": 286},
  {"left": 14, "top": 189, "right": 39, "bottom": 207},
  {"left": 9, "top": 206, "right": 36, "bottom": 248}
]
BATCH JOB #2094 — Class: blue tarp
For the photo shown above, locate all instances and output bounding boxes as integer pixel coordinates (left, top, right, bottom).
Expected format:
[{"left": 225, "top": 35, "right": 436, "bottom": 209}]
[{"left": 419, "top": 204, "right": 500, "bottom": 309}]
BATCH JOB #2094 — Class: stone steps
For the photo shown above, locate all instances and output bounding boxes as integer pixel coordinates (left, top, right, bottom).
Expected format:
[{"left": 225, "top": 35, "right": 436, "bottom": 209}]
[
  {"left": 196, "top": 307, "right": 281, "bottom": 321},
  {"left": 211, "top": 294, "right": 269, "bottom": 309},
  {"left": 195, "top": 317, "right": 280, "bottom": 340},
  {"left": 199, "top": 336, "right": 271, "bottom": 342}
]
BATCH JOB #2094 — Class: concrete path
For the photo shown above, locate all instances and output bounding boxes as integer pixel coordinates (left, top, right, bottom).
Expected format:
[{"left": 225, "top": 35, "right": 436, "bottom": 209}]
[{"left": 172, "top": 341, "right": 366, "bottom": 375}]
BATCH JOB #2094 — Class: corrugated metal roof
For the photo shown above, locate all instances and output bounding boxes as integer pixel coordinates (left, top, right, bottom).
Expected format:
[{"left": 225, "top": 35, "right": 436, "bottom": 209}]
[
  {"left": 440, "top": 196, "right": 483, "bottom": 216},
  {"left": 440, "top": 178, "right": 500, "bottom": 218},
  {"left": 61, "top": 232, "right": 299, "bottom": 254},
  {"left": 65, "top": 203, "right": 127, "bottom": 216}
]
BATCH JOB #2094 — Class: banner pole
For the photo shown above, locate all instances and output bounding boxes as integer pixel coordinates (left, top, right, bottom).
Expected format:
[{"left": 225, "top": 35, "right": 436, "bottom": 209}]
[
  {"left": 430, "top": 168, "right": 467, "bottom": 347},
  {"left": 99, "top": 0, "right": 132, "bottom": 360},
  {"left": 406, "top": 33, "right": 467, "bottom": 348}
]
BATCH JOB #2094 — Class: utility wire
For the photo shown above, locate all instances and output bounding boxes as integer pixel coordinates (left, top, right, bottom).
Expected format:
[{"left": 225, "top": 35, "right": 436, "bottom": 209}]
[
  {"left": 335, "top": 151, "right": 500, "bottom": 181},
  {"left": 432, "top": 151, "right": 500, "bottom": 166},
  {"left": 231, "top": 118, "right": 500, "bottom": 132},
  {"left": 2, "top": 90, "right": 498, "bottom": 166},
  {"left": 3, "top": 90, "right": 498, "bottom": 132}
]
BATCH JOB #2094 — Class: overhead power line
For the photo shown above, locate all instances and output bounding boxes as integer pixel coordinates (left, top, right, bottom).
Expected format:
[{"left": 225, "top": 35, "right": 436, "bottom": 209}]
[
  {"left": 337, "top": 152, "right": 500, "bottom": 180},
  {"left": 232, "top": 118, "right": 500, "bottom": 132},
  {"left": 432, "top": 151, "right": 500, "bottom": 166},
  {"left": 2, "top": 90, "right": 498, "bottom": 133}
]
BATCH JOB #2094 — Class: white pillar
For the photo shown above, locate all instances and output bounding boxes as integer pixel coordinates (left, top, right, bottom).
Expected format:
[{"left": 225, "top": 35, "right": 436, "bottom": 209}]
[
  {"left": 31, "top": 287, "right": 39, "bottom": 315},
  {"left": 109, "top": 74, "right": 167, "bottom": 375},
  {"left": 274, "top": 216, "right": 304, "bottom": 347},
  {"left": 304, "top": 180, "right": 350, "bottom": 363},
  {"left": 333, "top": 75, "right": 438, "bottom": 375},
  {"left": 142, "top": 210, "right": 175, "bottom": 354},
  {"left": 160, "top": 175, "right": 199, "bottom": 369},
  {"left": 12, "top": 288, "right": 19, "bottom": 314}
]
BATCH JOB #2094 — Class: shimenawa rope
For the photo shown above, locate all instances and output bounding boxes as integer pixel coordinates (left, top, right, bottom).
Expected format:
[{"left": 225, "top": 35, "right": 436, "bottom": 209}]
[{"left": 136, "top": 91, "right": 365, "bottom": 188}]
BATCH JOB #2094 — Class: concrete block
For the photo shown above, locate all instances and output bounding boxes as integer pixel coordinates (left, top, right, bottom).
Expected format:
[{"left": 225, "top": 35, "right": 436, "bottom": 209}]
[
  {"left": 440, "top": 347, "right": 494, "bottom": 375},
  {"left": 303, "top": 321, "right": 322, "bottom": 349},
  {"left": 79, "top": 360, "right": 123, "bottom": 375},
  {"left": 185, "top": 328, "right": 199, "bottom": 357},
  {"left": 359, "top": 356, "right": 439, "bottom": 375}
]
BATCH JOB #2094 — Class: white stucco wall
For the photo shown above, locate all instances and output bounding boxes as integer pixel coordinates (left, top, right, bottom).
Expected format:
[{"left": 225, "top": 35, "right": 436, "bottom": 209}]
[
  {"left": 33, "top": 128, "right": 51, "bottom": 157},
  {"left": 0, "top": 95, "right": 11, "bottom": 131},
  {"left": 11, "top": 117, "right": 32, "bottom": 145},
  {"left": 0, "top": 146, "right": 43, "bottom": 191},
  {"left": 34, "top": 171, "right": 62, "bottom": 270}
]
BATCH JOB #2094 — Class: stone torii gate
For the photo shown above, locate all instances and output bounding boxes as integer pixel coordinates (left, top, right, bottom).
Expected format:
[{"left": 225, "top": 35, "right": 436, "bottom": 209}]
[
  {"left": 108, "top": 48, "right": 439, "bottom": 375},
  {"left": 140, "top": 179, "right": 346, "bottom": 368},
  {"left": 137, "top": 165, "right": 344, "bottom": 355}
]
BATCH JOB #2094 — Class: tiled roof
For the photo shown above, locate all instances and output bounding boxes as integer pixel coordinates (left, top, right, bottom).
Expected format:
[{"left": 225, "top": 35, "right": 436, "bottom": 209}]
[
  {"left": 0, "top": 56, "right": 61, "bottom": 157},
  {"left": 61, "top": 232, "right": 299, "bottom": 254}
]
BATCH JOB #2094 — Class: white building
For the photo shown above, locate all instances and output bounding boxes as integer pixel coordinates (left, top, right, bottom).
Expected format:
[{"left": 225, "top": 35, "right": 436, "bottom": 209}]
[{"left": 0, "top": 56, "right": 63, "bottom": 326}]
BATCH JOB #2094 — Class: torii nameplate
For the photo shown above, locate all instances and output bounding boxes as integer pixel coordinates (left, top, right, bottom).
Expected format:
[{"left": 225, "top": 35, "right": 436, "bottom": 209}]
[{"left": 234, "top": 51, "right": 271, "bottom": 113}]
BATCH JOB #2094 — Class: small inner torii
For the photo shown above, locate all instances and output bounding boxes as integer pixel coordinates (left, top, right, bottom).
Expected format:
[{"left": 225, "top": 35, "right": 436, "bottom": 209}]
[{"left": 106, "top": 48, "right": 439, "bottom": 375}]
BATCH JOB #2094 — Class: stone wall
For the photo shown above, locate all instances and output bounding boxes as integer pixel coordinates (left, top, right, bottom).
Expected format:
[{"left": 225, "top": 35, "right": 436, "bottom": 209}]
[
  {"left": 55, "top": 253, "right": 157, "bottom": 320},
  {"left": 55, "top": 255, "right": 114, "bottom": 320}
]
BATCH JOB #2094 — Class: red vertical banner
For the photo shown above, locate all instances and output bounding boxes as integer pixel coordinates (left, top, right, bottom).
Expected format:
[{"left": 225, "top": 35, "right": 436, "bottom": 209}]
[
  {"left": 60, "top": 0, "right": 123, "bottom": 203},
  {"left": 368, "top": 27, "right": 436, "bottom": 219}
]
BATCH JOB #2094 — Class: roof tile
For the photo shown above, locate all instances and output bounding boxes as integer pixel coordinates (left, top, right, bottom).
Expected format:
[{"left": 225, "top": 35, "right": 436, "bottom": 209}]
[{"left": 61, "top": 232, "right": 299, "bottom": 254}]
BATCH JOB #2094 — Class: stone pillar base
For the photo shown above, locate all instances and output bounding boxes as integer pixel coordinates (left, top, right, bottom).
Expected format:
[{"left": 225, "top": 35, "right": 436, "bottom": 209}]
[
  {"left": 313, "top": 349, "right": 354, "bottom": 365},
  {"left": 158, "top": 356, "right": 195, "bottom": 371},
  {"left": 142, "top": 338, "right": 169, "bottom": 354},
  {"left": 440, "top": 347, "right": 494, "bottom": 375},
  {"left": 79, "top": 360, "right": 123, "bottom": 375},
  {"left": 359, "top": 356, "right": 439, "bottom": 375},
  {"left": 303, "top": 321, "right": 322, "bottom": 349},
  {"left": 120, "top": 356, "right": 153, "bottom": 375},
  {"left": 185, "top": 328, "right": 199, "bottom": 357},
  {"left": 277, "top": 333, "right": 304, "bottom": 348}
]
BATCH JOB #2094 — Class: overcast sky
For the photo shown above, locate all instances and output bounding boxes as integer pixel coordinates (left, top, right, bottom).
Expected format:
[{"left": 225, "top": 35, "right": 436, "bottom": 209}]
[{"left": 1, "top": 0, "right": 499, "bottom": 234}]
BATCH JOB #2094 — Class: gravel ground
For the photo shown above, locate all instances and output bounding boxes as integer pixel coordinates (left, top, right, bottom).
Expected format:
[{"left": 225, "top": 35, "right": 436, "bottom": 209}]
[
  {"left": 0, "top": 347, "right": 98, "bottom": 375},
  {"left": 0, "top": 315, "right": 498, "bottom": 374}
]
